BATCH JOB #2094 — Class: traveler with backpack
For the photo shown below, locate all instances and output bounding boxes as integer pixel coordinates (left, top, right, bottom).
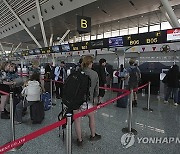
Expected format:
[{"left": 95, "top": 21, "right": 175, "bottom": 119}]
[
  {"left": 73, "top": 55, "right": 101, "bottom": 146},
  {"left": 54, "top": 61, "right": 67, "bottom": 99},
  {"left": 127, "top": 59, "right": 141, "bottom": 107},
  {"left": 14, "top": 72, "right": 44, "bottom": 124}
]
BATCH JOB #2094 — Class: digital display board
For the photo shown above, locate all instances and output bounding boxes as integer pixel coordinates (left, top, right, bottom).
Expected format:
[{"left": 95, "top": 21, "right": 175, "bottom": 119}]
[
  {"left": 70, "top": 42, "right": 81, "bottom": 51},
  {"left": 167, "top": 28, "right": 180, "bottom": 41},
  {"left": 61, "top": 44, "right": 70, "bottom": 52},
  {"left": 40, "top": 47, "right": 51, "bottom": 54},
  {"left": 81, "top": 41, "right": 90, "bottom": 50},
  {"left": 109, "top": 36, "right": 123, "bottom": 47},
  {"left": 22, "top": 50, "right": 29, "bottom": 56},
  {"left": 90, "top": 39, "right": 104, "bottom": 49},
  {"left": 123, "top": 31, "right": 167, "bottom": 46},
  {"left": 29, "top": 50, "right": 35, "bottom": 55},
  {"left": 51, "top": 45, "right": 60, "bottom": 53}
]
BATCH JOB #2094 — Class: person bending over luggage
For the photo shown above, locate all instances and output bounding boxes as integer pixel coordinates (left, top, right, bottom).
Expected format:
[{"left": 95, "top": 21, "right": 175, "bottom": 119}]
[
  {"left": 14, "top": 72, "right": 42, "bottom": 124},
  {"left": 74, "top": 55, "right": 101, "bottom": 146}
]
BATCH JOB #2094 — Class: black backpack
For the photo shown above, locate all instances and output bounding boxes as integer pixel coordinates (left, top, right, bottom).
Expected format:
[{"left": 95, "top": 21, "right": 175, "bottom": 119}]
[
  {"left": 62, "top": 71, "right": 91, "bottom": 111},
  {"left": 128, "top": 67, "right": 139, "bottom": 84}
]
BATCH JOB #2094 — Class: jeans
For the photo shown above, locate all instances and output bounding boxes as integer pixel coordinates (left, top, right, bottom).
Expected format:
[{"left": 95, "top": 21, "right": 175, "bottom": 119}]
[
  {"left": 15, "top": 100, "right": 37, "bottom": 122},
  {"left": 164, "top": 87, "right": 179, "bottom": 103}
]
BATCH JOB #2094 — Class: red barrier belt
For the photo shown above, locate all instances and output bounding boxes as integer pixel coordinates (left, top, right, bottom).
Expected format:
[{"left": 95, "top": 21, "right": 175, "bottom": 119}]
[
  {"left": 99, "top": 86, "right": 129, "bottom": 92},
  {"left": 0, "top": 119, "right": 66, "bottom": 153},
  {"left": 0, "top": 90, "right": 9, "bottom": 96},
  {"left": 133, "top": 83, "right": 149, "bottom": 92},
  {"left": 0, "top": 91, "right": 130, "bottom": 153},
  {"left": 0, "top": 83, "right": 148, "bottom": 153},
  {"left": 73, "top": 91, "right": 130, "bottom": 120}
]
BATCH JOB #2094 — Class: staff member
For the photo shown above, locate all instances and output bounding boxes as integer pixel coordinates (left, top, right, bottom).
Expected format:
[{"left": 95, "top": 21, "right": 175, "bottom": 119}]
[{"left": 54, "top": 61, "right": 67, "bottom": 99}]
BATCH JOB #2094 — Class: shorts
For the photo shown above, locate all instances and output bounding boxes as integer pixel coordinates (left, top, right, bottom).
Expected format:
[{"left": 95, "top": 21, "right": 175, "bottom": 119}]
[
  {"left": 80, "top": 102, "right": 93, "bottom": 111},
  {"left": 0, "top": 84, "right": 10, "bottom": 95}
]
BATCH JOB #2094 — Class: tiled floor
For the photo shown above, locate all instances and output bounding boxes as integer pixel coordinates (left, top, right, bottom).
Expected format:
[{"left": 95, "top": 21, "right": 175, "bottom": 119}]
[{"left": 0, "top": 91, "right": 180, "bottom": 154}]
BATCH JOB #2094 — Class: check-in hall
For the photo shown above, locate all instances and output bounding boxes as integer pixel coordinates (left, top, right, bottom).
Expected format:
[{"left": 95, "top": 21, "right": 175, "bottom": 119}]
[{"left": 0, "top": 0, "right": 180, "bottom": 154}]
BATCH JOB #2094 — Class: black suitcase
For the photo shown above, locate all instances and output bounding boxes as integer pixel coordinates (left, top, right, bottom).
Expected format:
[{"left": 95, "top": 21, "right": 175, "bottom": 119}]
[
  {"left": 30, "top": 101, "right": 45, "bottom": 124},
  {"left": 116, "top": 92, "right": 128, "bottom": 108},
  {"left": 116, "top": 81, "right": 128, "bottom": 108}
]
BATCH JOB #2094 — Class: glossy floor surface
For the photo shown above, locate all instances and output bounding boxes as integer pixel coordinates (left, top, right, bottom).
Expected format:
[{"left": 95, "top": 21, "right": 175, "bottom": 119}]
[{"left": 0, "top": 91, "right": 180, "bottom": 154}]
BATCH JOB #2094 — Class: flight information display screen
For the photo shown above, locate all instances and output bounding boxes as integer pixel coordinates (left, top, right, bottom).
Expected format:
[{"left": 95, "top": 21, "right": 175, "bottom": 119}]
[{"left": 109, "top": 36, "right": 123, "bottom": 47}]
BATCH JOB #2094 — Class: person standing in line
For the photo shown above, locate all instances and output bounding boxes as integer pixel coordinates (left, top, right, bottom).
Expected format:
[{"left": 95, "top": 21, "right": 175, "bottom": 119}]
[
  {"left": 0, "top": 62, "right": 11, "bottom": 119},
  {"left": 164, "top": 64, "right": 180, "bottom": 106},
  {"left": 73, "top": 55, "right": 101, "bottom": 146},
  {"left": 127, "top": 59, "right": 141, "bottom": 107},
  {"left": 54, "top": 61, "right": 67, "bottom": 99},
  {"left": 95, "top": 58, "right": 107, "bottom": 104}
]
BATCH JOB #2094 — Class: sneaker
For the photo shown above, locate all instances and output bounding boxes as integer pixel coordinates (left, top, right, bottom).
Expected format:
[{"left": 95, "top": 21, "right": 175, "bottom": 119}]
[
  {"left": 77, "top": 139, "right": 83, "bottom": 146},
  {"left": 164, "top": 101, "right": 168, "bottom": 104},
  {"left": 1, "top": 112, "right": 10, "bottom": 119},
  {"left": 14, "top": 121, "right": 22, "bottom": 125},
  {"left": 174, "top": 103, "right": 178, "bottom": 106},
  {"left": 90, "top": 133, "right": 101, "bottom": 141}
]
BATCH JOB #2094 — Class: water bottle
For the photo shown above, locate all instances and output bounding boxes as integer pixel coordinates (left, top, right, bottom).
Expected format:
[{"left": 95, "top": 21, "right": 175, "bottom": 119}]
[{"left": 142, "top": 89, "right": 145, "bottom": 97}]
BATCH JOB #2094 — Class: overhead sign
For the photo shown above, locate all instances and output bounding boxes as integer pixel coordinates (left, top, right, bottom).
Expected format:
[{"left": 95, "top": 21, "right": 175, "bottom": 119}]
[
  {"left": 123, "top": 31, "right": 167, "bottom": 46},
  {"left": 167, "top": 28, "right": 180, "bottom": 41},
  {"left": 77, "top": 15, "right": 91, "bottom": 34}
]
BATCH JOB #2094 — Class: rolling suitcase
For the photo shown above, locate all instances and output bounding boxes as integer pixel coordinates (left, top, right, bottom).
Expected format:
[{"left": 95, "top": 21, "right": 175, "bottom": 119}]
[
  {"left": 30, "top": 101, "right": 45, "bottom": 124},
  {"left": 116, "top": 80, "right": 128, "bottom": 108}
]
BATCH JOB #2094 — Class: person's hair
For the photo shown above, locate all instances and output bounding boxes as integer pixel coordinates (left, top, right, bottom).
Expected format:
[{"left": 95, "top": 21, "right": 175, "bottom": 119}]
[
  {"left": 30, "top": 72, "right": 40, "bottom": 82},
  {"left": 99, "top": 58, "right": 106, "bottom": 65},
  {"left": 129, "top": 59, "right": 135, "bottom": 66},
  {"left": 61, "top": 61, "right": 65, "bottom": 64},
  {"left": 120, "top": 64, "right": 124, "bottom": 72},
  {"left": 82, "top": 56, "right": 94, "bottom": 68},
  {"left": 1, "top": 62, "right": 10, "bottom": 70}
]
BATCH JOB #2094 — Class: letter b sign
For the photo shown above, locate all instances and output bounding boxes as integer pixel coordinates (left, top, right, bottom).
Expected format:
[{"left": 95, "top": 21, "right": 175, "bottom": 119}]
[{"left": 77, "top": 15, "right": 91, "bottom": 34}]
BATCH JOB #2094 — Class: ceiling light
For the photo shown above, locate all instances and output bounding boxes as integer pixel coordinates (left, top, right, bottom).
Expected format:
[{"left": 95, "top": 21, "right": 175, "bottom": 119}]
[{"left": 118, "top": 21, "right": 120, "bottom": 22}]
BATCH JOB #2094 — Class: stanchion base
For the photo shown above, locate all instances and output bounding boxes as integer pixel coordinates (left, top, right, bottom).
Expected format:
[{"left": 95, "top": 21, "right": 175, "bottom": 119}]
[
  {"left": 122, "top": 128, "right": 138, "bottom": 135},
  {"left": 143, "top": 108, "right": 153, "bottom": 112}
]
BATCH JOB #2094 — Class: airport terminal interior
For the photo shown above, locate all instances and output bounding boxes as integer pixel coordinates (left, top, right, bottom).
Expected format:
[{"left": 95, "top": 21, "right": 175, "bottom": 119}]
[{"left": 0, "top": 0, "right": 180, "bottom": 154}]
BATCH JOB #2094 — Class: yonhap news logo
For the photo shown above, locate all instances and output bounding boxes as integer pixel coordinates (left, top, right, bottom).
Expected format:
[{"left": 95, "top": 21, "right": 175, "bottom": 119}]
[
  {"left": 121, "top": 134, "right": 180, "bottom": 148},
  {"left": 121, "top": 133, "right": 135, "bottom": 148}
]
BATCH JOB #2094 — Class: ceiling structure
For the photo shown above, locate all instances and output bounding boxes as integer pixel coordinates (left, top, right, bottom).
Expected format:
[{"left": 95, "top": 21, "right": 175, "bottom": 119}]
[{"left": 0, "top": 0, "right": 180, "bottom": 52}]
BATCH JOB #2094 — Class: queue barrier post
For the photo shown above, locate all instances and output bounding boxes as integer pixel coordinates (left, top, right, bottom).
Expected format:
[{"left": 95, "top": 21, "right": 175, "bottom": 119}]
[
  {"left": 143, "top": 82, "right": 153, "bottom": 112},
  {"left": 9, "top": 92, "right": 23, "bottom": 151},
  {"left": 122, "top": 89, "right": 137, "bottom": 135},
  {"left": 50, "top": 79, "right": 53, "bottom": 106},
  {"left": 66, "top": 113, "right": 72, "bottom": 154}
]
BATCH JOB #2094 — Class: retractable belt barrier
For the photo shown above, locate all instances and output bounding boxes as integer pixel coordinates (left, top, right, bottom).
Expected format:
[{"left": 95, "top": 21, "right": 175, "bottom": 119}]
[
  {"left": 0, "top": 83, "right": 149, "bottom": 153},
  {"left": 0, "top": 90, "right": 9, "bottom": 96}
]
